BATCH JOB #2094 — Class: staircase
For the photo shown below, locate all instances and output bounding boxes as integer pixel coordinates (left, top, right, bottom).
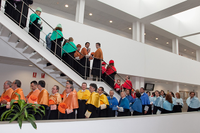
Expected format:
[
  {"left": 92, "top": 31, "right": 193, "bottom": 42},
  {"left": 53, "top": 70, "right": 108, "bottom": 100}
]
[{"left": 0, "top": 12, "right": 120, "bottom": 100}]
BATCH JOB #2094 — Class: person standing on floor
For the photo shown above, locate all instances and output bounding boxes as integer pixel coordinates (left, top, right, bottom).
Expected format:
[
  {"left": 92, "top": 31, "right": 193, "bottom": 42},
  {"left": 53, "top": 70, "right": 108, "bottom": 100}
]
[
  {"left": 105, "top": 60, "right": 117, "bottom": 88},
  {"left": 98, "top": 87, "right": 109, "bottom": 117},
  {"left": 107, "top": 90, "right": 118, "bottom": 117},
  {"left": 62, "top": 37, "right": 77, "bottom": 68},
  {"left": 140, "top": 87, "right": 151, "bottom": 115},
  {"left": 173, "top": 92, "right": 183, "bottom": 112},
  {"left": 80, "top": 42, "right": 90, "bottom": 79},
  {"left": 91, "top": 43, "right": 103, "bottom": 81},
  {"left": 77, "top": 82, "right": 91, "bottom": 119},
  {"left": 48, "top": 85, "right": 62, "bottom": 120},
  {"left": 186, "top": 92, "right": 200, "bottom": 112},
  {"left": 28, "top": 7, "right": 43, "bottom": 42},
  {"left": 101, "top": 62, "right": 106, "bottom": 81}
]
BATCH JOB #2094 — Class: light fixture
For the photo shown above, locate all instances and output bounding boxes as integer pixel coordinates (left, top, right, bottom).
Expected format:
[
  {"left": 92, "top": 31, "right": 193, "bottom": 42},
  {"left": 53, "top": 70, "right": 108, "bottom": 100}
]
[
  {"left": 192, "top": 52, "right": 194, "bottom": 54},
  {"left": 89, "top": 13, "right": 92, "bottom": 16},
  {"left": 29, "top": 65, "right": 33, "bottom": 67},
  {"left": 109, "top": 20, "right": 113, "bottom": 23},
  {"left": 166, "top": 42, "right": 169, "bottom": 44},
  {"left": 184, "top": 49, "right": 187, "bottom": 51},
  {"left": 144, "top": 33, "right": 146, "bottom": 35},
  {"left": 156, "top": 38, "right": 158, "bottom": 40},
  {"left": 65, "top": 4, "right": 69, "bottom": 7},
  {"left": 185, "top": 85, "right": 187, "bottom": 86},
  {"left": 129, "top": 27, "right": 132, "bottom": 30}
]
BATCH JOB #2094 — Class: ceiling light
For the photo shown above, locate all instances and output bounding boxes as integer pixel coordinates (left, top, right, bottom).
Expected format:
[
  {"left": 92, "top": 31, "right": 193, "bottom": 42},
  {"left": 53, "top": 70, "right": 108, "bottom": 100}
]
[
  {"left": 29, "top": 65, "right": 33, "bottom": 67},
  {"left": 65, "top": 4, "right": 69, "bottom": 7},
  {"left": 144, "top": 33, "right": 146, "bottom": 35},
  {"left": 129, "top": 28, "right": 132, "bottom": 30},
  {"left": 156, "top": 38, "right": 158, "bottom": 40},
  {"left": 184, "top": 49, "right": 187, "bottom": 51},
  {"left": 185, "top": 85, "right": 187, "bottom": 86},
  {"left": 166, "top": 42, "right": 169, "bottom": 44},
  {"left": 89, "top": 13, "right": 92, "bottom": 16},
  {"left": 109, "top": 20, "right": 113, "bottom": 23},
  {"left": 192, "top": 52, "right": 194, "bottom": 54}
]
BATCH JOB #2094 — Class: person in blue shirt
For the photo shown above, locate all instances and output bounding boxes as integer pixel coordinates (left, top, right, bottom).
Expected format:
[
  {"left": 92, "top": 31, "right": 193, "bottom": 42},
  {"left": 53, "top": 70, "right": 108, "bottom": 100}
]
[
  {"left": 140, "top": 87, "right": 151, "bottom": 115},
  {"left": 118, "top": 91, "right": 130, "bottom": 117},
  {"left": 173, "top": 92, "right": 184, "bottom": 112},
  {"left": 130, "top": 92, "right": 142, "bottom": 115},
  {"left": 161, "top": 94, "right": 174, "bottom": 114},
  {"left": 125, "top": 89, "right": 135, "bottom": 105},
  {"left": 186, "top": 91, "right": 200, "bottom": 112},
  {"left": 107, "top": 90, "right": 118, "bottom": 117},
  {"left": 153, "top": 90, "right": 163, "bottom": 114}
]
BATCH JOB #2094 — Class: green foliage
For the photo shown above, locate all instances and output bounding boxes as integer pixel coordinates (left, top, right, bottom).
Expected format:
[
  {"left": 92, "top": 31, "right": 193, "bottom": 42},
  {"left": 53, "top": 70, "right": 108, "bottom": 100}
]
[{"left": 1, "top": 93, "right": 45, "bottom": 129}]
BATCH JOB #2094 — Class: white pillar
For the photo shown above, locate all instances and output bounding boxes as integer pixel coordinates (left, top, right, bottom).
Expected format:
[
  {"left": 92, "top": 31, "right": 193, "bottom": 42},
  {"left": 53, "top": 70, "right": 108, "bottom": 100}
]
[
  {"left": 130, "top": 77, "right": 144, "bottom": 90},
  {"left": 196, "top": 50, "right": 200, "bottom": 62},
  {"left": 172, "top": 38, "right": 179, "bottom": 54},
  {"left": 173, "top": 83, "right": 179, "bottom": 92},
  {"left": 132, "top": 22, "right": 145, "bottom": 43},
  {"left": 75, "top": 0, "right": 85, "bottom": 23},
  {"left": 140, "top": 23, "right": 145, "bottom": 43}
]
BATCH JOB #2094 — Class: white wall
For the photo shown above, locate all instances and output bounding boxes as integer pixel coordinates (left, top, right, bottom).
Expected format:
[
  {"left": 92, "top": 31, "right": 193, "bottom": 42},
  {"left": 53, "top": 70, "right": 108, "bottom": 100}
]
[
  {"left": 0, "top": 112, "right": 200, "bottom": 133},
  {"left": 0, "top": 63, "right": 65, "bottom": 96}
]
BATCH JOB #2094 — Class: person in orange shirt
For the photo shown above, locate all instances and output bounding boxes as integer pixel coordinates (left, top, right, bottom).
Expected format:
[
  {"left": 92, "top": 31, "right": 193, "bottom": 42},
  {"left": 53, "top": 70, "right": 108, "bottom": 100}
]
[
  {"left": 80, "top": 42, "right": 91, "bottom": 79},
  {"left": 59, "top": 84, "right": 79, "bottom": 119},
  {"left": 91, "top": 43, "right": 103, "bottom": 81},
  {"left": 74, "top": 44, "right": 82, "bottom": 75},
  {"left": 48, "top": 85, "right": 62, "bottom": 120},
  {"left": 0, "top": 80, "right": 13, "bottom": 117},
  {"left": 36, "top": 80, "right": 49, "bottom": 120},
  {"left": 11, "top": 80, "right": 26, "bottom": 101},
  {"left": 26, "top": 81, "right": 40, "bottom": 104}
]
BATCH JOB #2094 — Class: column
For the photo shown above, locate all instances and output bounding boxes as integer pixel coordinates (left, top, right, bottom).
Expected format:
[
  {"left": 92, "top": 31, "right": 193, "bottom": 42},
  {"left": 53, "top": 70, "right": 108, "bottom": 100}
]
[
  {"left": 196, "top": 50, "right": 200, "bottom": 62},
  {"left": 130, "top": 77, "right": 144, "bottom": 90},
  {"left": 75, "top": 0, "right": 85, "bottom": 23},
  {"left": 132, "top": 21, "right": 145, "bottom": 43},
  {"left": 172, "top": 38, "right": 179, "bottom": 54},
  {"left": 173, "top": 83, "right": 179, "bottom": 92}
]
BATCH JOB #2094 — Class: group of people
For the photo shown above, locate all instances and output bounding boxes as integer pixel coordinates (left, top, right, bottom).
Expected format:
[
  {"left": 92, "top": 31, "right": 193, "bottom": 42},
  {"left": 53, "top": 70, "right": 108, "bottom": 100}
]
[{"left": 1, "top": 79, "right": 200, "bottom": 121}]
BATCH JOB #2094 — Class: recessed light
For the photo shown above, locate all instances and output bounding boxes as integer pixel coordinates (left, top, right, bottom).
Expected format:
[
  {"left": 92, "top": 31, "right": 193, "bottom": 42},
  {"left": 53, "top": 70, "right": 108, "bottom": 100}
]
[
  {"left": 156, "top": 38, "right": 158, "bottom": 40},
  {"left": 109, "top": 20, "right": 113, "bottom": 23},
  {"left": 184, "top": 49, "right": 187, "bottom": 51},
  {"left": 166, "top": 42, "right": 169, "bottom": 44},
  {"left": 65, "top": 4, "right": 69, "bottom": 7},
  {"left": 192, "top": 52, "right": 194, "bottom": 54},
  {"left": 129, "top": 27, "right": 132, "bottom": 30},
  {"left": 144, "top": 33, "right": 146, "bottom": 35},
  {"left": 89, "top": 13, "right": 92, "bottom": 16},
  {"left": 29, "top": 65, "right": 33, "bottom": 67}
]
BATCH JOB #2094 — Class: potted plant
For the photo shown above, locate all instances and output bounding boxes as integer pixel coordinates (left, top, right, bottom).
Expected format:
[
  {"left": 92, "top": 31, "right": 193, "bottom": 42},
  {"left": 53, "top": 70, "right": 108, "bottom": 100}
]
[{"left": 1, "top": 93, "right": 45, "bottom": 129}]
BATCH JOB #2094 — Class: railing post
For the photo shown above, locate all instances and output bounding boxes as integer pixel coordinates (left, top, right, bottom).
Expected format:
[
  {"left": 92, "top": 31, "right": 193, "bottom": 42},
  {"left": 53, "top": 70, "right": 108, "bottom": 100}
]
[
  {"left": 99, "top": 59, "right": 102, "bottom": 81},
  {"left": 84, "top": 56, "right": 87, "bottom": 79},
  {"left": 19, "top": 1, "right": 24, "bottom": 27}
]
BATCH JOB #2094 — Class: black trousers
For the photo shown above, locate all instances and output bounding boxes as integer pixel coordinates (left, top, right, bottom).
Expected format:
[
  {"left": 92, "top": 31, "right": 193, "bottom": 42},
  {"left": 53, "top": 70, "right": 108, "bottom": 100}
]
[
  {"left": 107, "top": 108, "right": 115, "bottom": 117},
  {"left": 118, "top": 109, "right": 130, "bottom": 117},
  {"left": 187, "top": 107, "right": 199, "bottom": 112},
  {"left": 133, "top": 111, "right": 143, "bottom": 116},
  {"left": 173, "top": 105, "right": 182, "bottom": 113},
  {"left": 77, "top": 100, "right": 87, "bottom": 119},
  {"left": 34, "top": 105, "right": 49, "bottom": 120},
  {"left": 59, "top": 109, "right": 76, "bottom": 119}
]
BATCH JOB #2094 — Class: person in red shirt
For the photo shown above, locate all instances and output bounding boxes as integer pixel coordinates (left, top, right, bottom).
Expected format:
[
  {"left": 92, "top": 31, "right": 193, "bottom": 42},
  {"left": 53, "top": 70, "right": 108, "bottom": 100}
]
[
  {"left": 101, "top": 62, "right": 106, "bottom": 81},
  {"left": 122, "top": 76, "right": 133, "bottom": 95},
  {"left": 114, "top": 79, "right": 121, "bottom": 94},
  {"left": 105, "top": 60, "right": 117, "bottom": 88}
]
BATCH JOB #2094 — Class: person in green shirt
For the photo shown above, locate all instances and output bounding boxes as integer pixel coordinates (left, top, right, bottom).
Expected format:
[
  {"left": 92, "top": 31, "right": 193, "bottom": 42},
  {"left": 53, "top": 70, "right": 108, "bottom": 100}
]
[
  {"left": 50, "top": 24, "right": 63, "bottom": 59},
  {"left": 28, "top": 7, "right": 43, "bottom": 42},
  {"left": 62, "top": 37, "right": 77, "bottom": 69}
]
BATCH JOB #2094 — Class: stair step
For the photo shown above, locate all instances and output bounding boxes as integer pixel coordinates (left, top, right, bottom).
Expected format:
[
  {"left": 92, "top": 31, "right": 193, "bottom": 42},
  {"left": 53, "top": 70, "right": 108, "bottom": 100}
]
[
  {"left": 15, "top": 41, "right": 27, "bottom": 49},
  {"left": 37, "top": 59, "right": 49, "bottom": 64},
  {"left": 56, "top": 76, "right": 68, "bottom": 79},
  {"left": 50, "top": 71, "right": 61, "bottom": 74},
  {"left": 23, "top": 46, "right": 34, "bottom": 54},
  {"left": 30, "top": 52, "right": 42, "bottom": 59},
  {"left": 43, "top": 65, "right": 55, "bottom": 69},
  {"left": 8, "top": 33, "right": 18, "bottom": 43},
  {"left": 0, "top": 27, "right": 10, "bottom": 37}
]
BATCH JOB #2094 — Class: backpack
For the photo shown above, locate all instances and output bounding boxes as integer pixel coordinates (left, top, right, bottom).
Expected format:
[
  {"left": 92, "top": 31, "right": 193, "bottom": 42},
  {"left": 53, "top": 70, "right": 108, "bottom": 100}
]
[{"left": 46, "top": 33, "right": 52, "bottom": 51}]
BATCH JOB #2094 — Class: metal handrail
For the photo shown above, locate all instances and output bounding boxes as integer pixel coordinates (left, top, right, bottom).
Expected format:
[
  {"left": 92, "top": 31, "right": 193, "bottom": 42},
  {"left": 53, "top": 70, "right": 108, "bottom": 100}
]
[{"left": 1, "top": 0, "right": 133, "bottom": 91}]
